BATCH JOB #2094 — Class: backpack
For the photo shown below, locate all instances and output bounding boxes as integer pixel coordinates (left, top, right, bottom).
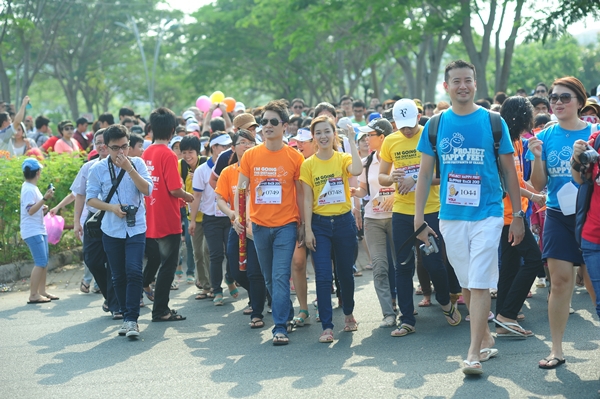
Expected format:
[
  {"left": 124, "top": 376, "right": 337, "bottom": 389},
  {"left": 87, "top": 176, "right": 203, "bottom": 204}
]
[
  {"left": 428, "top": 110, "right": 506, "bottom": 198},
  {"left": 575, "top": 125, "right": 600, "bottom": 247},
  {"left": 180, "top": 156, "right": 208, "bottom": 183}
]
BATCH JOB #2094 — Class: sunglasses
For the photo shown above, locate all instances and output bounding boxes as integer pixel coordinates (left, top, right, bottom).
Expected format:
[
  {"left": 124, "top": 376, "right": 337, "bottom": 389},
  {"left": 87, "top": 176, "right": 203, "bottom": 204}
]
[
  {"left": 63, "top": 126, "right": 74, "bottom": 131},
  {"left": 535, "top": 89, "right": 547, "bottom": 94},
  {"left": 259, "top": 118, "right": 283, "bottom": 126},
  {"left": 549, "top": 93, "right": 573, "bottom": 104},
  {"left": 293, "top": 105, "right": 303, "bottom": 109},
  {"left": 108, "top": 144, "right": 129, "bottom": 151}
]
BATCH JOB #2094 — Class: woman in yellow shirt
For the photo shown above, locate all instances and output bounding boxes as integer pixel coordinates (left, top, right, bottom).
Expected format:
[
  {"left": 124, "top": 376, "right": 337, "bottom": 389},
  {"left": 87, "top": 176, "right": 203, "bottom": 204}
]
[{"left": 300, "top": 115, "right": 363, "bottom": 343}]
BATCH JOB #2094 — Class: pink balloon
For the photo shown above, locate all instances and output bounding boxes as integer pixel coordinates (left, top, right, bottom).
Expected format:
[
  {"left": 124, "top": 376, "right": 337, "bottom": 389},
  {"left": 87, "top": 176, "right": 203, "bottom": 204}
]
[
  {"left": 196, "top": 95, "right": 211, "bottom": 113},
  {"left": 212, "top": 108, "right": 222, "bottom": 117}
]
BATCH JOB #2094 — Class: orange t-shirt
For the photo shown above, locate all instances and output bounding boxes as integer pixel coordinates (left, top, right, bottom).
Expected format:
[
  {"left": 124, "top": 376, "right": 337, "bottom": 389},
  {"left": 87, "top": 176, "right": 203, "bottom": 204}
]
[
  {"left": 215, "top": 163, "right": 239, "bottom": 212},
  {"left": 503, "top": 139, "right": 529, "bottom": 225},
  {"left": 239, "top": 143, "right": 304, "bottom": 227}
]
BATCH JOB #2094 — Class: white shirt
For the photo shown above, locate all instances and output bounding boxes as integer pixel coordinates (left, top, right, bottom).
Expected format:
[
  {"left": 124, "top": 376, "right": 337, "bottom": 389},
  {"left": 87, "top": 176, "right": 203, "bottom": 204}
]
[
  {"left": 20, "top": 182, "right": 47, "bottom": 239},
  {"left": 70, "top": 159, "right": 99, "bottom": 226},
  {"left": 192, "top": 158, "right": 225, "bottom": 217},
  {"left": 358, "top": 153, "right": 393, "bottom": 219}
]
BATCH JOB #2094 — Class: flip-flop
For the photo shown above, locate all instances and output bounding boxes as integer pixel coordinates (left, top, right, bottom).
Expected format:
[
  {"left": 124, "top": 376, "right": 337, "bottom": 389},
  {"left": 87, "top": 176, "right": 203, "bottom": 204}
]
[
  {"left": 152, "top": 310, "right": 186, "bottom": 322},
  {"left": 272, "top": 333, "right": 289, "bottom": 346},
  {"left": 463, "top": 360, "right": 483, "bottom": 375},
  {"left": 143, "top": 288, "right": 154, "bottom": 302},
  {"left": 27, "top": 298, "right": 51, "bottom": 304},
  {"left": 250, "top": 319, "right": 264, "bottom": 329},
  {"left": 480, "top": 348, "right": 499, "bottom": 362},
  {"left": 44, "top": 294, "right": 59, "bottom": 300},
  {"left": 493, "top": 318, "right": 532, "bottom": 338},
  {"left": 539, "top": 357, "right": 566, "bottom": 369},
  {"left": 80, "top": 281, "right": 90, "bottom": 293},
  {"left": 391, "top": 324, "right": 415, "bottom": 337}
]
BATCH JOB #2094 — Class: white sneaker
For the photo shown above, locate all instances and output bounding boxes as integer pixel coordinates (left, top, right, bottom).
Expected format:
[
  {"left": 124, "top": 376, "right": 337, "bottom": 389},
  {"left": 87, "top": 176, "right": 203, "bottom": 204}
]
[
  {"left": 117, "top": 322, "right": 128, "bottom": 336},
  {"left": 125, "top": 321, "right": 139, "bottom": 338},
  {"left": 536, "top": 277, "right": 547, "bottom": 288},
  {"left": 379, "top": 315, "right": 397, "bottom": 328}
]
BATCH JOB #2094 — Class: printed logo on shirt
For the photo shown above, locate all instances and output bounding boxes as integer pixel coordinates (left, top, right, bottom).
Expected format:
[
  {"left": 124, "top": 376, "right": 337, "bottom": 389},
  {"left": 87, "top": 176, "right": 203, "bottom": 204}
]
[
  {"left": 392, "top": 149, "right": 418, "bottom": 161},
  {"left": 547, "top": 146, "right": 572, "bottom": 177},
  {"left": 440, "top": 132, "right": 485, "bottom": 165}
]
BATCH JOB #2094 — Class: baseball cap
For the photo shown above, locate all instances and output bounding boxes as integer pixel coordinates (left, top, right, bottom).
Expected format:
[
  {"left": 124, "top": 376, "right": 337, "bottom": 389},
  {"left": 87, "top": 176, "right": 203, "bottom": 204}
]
[
  {"left": 358, "top": 118, "right": 394, "bottom": 136},
  {"left": 290, "top": 128, "right": 312, "bottom": 142},
  {"left": 337, "top": 117, "right": 353, "bottom": 129},
  {"left": 367, "top": 112, "right": 381, "bottom": 122},
  {"left": 130, "top": 125, "right": 144, "bottom": 134},
  {"left": 234, "top": 102, "right": 246, "bottom": 113},
  {"left": 393, "top": 99, "right": 419, "bottom": 129},
  {"left": 169, "top": 136, "right": 183, "bottom": 149},
  {"left": 182, "top": 110, "right": 195, "bottom": 120},
  {"left": 233, "top": 113, "right": 258, "bottom": 130},
  {"left": 22, "top": 158, "right": 43, "bottom": 172},
  {"left": 186, "top": 122, "right": 200, "bottom": 132}
]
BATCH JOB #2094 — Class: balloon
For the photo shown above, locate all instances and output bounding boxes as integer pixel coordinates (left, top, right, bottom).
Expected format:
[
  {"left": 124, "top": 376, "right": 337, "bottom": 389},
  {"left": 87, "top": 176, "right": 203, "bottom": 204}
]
[
  {"left": 222, "top": 97, "right": 236, "bottom": 113},
  {"left": 196, "top": 95, "right": 211, "bottom": 113},
  {"left": 212, "top": 108, "right": 222, "bottom": 117},
  {"left": 210, "top": 91, "right": 225, "bottom": 104}
]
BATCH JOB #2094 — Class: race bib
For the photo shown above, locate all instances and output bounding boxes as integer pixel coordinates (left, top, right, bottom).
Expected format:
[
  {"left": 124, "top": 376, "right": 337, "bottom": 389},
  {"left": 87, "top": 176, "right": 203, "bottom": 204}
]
[
  {"left": 372, "top": 188, "right": 394, "bottom": 213},
  {"left": 215, "top": 198, "right": 227, "bottom": 217},
  {"left": 446, "top": 173, "right": 481, "bottom": 207},
  {"left": 318, "top": 177, "right": 345, "bottom": 206},
  {"left": 255, "top": 178, "right": 282, "bottom": 204},
  {"left": 403, "top": 165, "right": 420, "bottom": 193}
]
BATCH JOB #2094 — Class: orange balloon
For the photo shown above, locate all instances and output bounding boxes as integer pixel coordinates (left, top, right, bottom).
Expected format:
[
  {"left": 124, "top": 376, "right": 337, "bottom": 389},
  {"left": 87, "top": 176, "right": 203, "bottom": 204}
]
[{"left": 223, "top": 97, "right": 236, "bottom": 113}]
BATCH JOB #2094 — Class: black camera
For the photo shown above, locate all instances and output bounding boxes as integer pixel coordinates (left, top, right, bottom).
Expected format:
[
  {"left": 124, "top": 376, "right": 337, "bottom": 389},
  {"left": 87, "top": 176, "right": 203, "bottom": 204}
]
[
  {"left": 579, "top": 146, "right": 599, "bottom": 165},
  {"left": 419, "top": 235, "right": 439, "bottom": 256},
  {"left": 47, "top": 183, "right": 54, "bottom": 191},
  {"left": 121, "top": 205, "right": 138, "bottom": 227}
]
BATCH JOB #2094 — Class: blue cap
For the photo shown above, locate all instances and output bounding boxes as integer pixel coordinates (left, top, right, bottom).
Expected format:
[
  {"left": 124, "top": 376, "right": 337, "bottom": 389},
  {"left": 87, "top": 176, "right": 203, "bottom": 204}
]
[
  {"left": 22, "top": 158, "right": 43, "bottom": 172},
  {"left": 368, "top": 112, "right": 381, "bottom": 122}
]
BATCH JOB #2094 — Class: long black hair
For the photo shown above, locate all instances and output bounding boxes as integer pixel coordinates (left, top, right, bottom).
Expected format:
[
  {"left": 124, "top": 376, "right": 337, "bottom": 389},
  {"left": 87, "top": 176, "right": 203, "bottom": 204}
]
[
  {"left": 228, "top": 129, "right": 255, "bottom": 165},
  {"left": 500, "top": 96, "right": 534, "bottom": 141}
]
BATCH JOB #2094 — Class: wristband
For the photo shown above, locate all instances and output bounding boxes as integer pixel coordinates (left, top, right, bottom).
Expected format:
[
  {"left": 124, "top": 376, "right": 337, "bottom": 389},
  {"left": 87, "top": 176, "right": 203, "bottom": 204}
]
[
  {"left": 128, "top": 167, "right": 134, "bottom": 173},
  {"left": 42, "top": 197, "right": 47, "bottom": 201}
]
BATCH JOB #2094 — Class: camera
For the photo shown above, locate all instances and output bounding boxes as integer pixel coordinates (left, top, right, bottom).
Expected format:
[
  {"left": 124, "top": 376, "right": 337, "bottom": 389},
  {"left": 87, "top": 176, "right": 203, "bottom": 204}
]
[
  {"left": 579, "top": 146, "right": 599, "bottom": 165},
  {"left": 47, "top": 183, "right": 54, "bottom": 191},
  {"left": 419, "top": 235, "right": 439, "bottom": 256},
  {"left": 121, "top": 205, "right": 138, "bottom": 227}
]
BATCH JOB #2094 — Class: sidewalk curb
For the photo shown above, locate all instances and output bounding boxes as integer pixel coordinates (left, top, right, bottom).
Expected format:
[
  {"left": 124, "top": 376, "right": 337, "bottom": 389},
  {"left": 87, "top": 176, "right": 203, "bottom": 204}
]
[{"left": 0, "top": 247, "right": 83, "bottom": 284}]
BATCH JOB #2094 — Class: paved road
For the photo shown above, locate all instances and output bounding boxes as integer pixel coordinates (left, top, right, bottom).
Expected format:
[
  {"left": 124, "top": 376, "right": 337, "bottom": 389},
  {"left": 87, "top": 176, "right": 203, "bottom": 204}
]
[{"left": 1, "top": 257, "right": 599, "bottom": 399}]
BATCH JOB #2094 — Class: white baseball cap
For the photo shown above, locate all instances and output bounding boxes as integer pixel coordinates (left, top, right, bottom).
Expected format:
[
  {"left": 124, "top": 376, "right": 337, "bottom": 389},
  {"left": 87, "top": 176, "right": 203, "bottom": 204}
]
[
  {"left": 393, "top": 99, "right": 419, "bottom": 129},
  {"left": 234, "top": 102, "right": 246, "bottom": 112},
  {"left": 337, "top": 117, "right": 353, "bottom": 129},
  {"left": 182, "top": 110, "right": 195, "bottom": 121},
  {"left": 290, "top": 128, "right": 312, "bottom": 142}
]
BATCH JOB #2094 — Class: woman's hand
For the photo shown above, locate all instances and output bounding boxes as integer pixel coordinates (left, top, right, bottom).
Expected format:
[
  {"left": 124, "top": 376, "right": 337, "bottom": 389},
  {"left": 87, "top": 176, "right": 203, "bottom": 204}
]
[
  {"left": 573, "top": 139, "right": 589, "bottom": 163},
  {"left": 528, "top": 136, "right": 543, "bottom": 158},
  {"left": 305, "top": 227, "right": 316, "bottom": 252},
  {"left": 531, "top": 193, "right": 546, "bottom": 207}
]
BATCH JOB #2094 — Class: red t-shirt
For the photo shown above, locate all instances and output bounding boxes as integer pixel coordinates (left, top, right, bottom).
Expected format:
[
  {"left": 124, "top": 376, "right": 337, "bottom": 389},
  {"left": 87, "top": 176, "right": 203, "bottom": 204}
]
[
  {"left": 582, "top": 131, "right": 600, "bottom": 245},
  {"left": 143, "top": 144, "right": 183, "bottom": 238},
  {"left": 42, "top": 136, "right": 59, "bottom": 152}
]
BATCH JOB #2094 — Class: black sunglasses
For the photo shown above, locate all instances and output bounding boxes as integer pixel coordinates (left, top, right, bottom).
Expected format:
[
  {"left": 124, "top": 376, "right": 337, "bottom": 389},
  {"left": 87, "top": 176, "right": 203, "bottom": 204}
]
[
  {"left": 549, "top": 93, "right": 573, "bottom": 104},
  {"left": 259, "top": 118, "right": 283, "bottom": 126}
]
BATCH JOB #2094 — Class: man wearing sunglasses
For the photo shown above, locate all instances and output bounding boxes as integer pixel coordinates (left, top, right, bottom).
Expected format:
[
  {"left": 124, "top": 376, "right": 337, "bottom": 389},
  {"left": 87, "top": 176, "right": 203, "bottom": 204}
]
[
  {"left": 290, "top": 98, "right": 305, "bottom": 118},
  {"left": 235, "top": 99, "right": 305, "bottom": 346}
]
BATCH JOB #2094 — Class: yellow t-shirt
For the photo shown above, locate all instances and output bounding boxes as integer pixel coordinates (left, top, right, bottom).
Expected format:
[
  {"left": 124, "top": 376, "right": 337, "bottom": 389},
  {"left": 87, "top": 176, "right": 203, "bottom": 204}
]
[
  {"left": 299, "top": 151, "right": 353, "bottom": 216},
  {"left": 178, "top": 158, "right": 204, "bottom": 222},
  {"left": 379, "top": 127, "right": 440, "bottom": 215}
]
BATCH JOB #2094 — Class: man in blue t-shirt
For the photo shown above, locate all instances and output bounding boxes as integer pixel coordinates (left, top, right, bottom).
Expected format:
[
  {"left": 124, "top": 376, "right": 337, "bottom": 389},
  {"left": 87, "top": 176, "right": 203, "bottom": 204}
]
[{"left": 414, "top": 60, "right": 524, "bottom": 376}]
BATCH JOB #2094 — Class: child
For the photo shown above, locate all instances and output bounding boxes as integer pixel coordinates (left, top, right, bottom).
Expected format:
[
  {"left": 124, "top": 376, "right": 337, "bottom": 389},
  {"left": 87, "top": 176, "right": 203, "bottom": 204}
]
[{"left": 21, "top": 158, "right": 57, "bottom": 304}]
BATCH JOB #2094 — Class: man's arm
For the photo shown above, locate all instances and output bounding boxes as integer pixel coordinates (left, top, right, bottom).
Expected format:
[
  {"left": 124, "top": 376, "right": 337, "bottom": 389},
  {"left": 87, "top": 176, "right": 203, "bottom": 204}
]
[{"left": 414, "top": 153, "right": 436, "bottom": 244}]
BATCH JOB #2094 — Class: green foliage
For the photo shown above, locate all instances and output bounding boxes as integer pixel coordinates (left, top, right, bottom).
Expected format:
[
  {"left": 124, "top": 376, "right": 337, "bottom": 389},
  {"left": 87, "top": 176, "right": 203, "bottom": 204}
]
[{"left": 0, "top": 153, "right": 82, "bottom": 265}]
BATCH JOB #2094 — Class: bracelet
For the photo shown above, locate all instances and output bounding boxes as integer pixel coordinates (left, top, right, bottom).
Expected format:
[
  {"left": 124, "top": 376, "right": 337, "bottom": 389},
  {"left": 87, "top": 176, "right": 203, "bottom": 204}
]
[
  {"left": 530, "top": 192, "right": 534, "bottom": 200},
  {"left": 128, "top": 167, "right": 134, "bottom": 173}
]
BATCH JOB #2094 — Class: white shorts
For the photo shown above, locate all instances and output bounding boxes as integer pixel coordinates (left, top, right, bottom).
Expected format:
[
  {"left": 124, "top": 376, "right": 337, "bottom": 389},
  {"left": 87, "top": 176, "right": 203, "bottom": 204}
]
[{"left": 440, "top": 217, "right": 503, "bottom": 290}]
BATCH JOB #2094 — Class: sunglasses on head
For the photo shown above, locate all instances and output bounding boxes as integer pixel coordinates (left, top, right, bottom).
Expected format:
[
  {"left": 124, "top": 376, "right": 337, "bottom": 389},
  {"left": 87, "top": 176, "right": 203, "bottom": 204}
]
[
  {"left": 259, "top": 118, "right": 283, "bottom": 126},
  {"left": 549, "top": 93, "right": 573, "bottom": 104}
]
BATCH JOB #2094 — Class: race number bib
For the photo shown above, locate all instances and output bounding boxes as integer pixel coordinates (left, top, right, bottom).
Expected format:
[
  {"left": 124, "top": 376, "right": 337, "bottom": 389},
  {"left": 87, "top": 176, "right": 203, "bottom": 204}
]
[
  {"left": 215, "top": 198, "right": 227, "bottom": 217},
  {"left": 372, "top": 188, "right": 394, "bottom": 213},
  {"left": 446, "top": 173, "right": 481, "bottom": 207},
  {"left": 318, "top": 178, "right": 345, "bottom": 206},
  {"left": 255, "top": 178, "right": 282, "bottom": 204},
  {"left": 403, "top": 165, "right": 420, "bottom": 193}
]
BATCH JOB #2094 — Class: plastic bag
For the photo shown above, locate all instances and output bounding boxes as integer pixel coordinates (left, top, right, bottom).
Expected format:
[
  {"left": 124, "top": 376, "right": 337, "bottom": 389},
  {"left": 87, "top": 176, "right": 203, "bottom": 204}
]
[{"left": 44, "top": 214, "right": 65, "bottom": 245}]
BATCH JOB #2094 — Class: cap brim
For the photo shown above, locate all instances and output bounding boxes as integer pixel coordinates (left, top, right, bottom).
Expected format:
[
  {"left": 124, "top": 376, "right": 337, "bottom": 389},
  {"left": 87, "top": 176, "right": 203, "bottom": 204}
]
[
  {"left": 394, "top": 116, "right": 417, "bottom": 129},
  {"left": 239, "top": 122, "right": 259, "bottom": 130},
  {"left": 358, "top": 125, "right": 374, "bottom": 133}
]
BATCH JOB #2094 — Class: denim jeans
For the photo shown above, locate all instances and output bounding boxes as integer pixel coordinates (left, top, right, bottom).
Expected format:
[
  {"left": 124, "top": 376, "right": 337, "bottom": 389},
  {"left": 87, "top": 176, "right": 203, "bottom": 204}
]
[
  {"left": 393, "top": 212, "right": 450, "bottom": 327},
  {"left": 202, "top": 214, "right": 232, "bottom": 294},
  {"left": 364, "top": 217, "right": 396, "bottom": 318},
  {"left": 496, "top": 221, "right": 543, "bottom": 319},
  {"left": 102, "top": 232, "right": 145, "bottom": 322},
  {"left": 181, "top": 208, "right": 195, "bottom": 276},
  {"left": 581, "top": 238, "right": 600, "bottom": 320},
  {"left": 311, "top": 212, "right": 358, "bottom": 331},
  {"left": 152, "top": 234, "right": 181, "bottom": 319},
  {"left": 227, "top": 229, "right": 266, "bottom": 320},
  {"left": 83, "top": 222, "right": 118, "bottom": 312},
  {"left": 252, "top": 222, "right": 296, "bottom": 335}
]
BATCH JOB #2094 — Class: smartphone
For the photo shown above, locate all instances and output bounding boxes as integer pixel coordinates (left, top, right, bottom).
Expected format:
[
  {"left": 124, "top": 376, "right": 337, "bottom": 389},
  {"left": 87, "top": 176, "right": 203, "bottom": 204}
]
[{"left": 26, "top": 103, "right": 32, "bottom": 110}]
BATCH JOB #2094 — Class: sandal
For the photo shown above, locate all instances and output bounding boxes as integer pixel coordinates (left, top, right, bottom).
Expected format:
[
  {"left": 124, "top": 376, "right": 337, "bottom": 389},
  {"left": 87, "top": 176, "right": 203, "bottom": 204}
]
[
  {"left": 250, "top": 318, "right": 264, "bottom": 329},
  {"left": 143, "top": 288, "right": 154, "bottom": 302},
  {"left": 152, "top": 309, "right": 186, "bottom": 322},
  {"left": 415, "top": 285, "right": 423, "bottom": 295},
  {"left": 391, "top": 324, "right": 415, "bottom": 337},
  {"left": 292, "top": 309, "right": 310, "bottom": 327},
  {"left": 80, "top": 280, "right": 90, "bottom": 293},
  {"left": 539, "top": 357, "right": 566, "bottom": 369},
  {"left": 170, "top": 282, "right": 179, "bottom": 290},
  {"left": 418, "top": 298, "right": 431, "bottom": 307},
  {"left": 243, "top": 306, "right": 253, "bottom": 315},
  {"left": 462, "top": 360, "right": 483, "bottom": 375},
  {"left": 490, "top": 290, "right": 498, "bottom": 299},
  {"left": 442, "top": 303, "right": 461, "bottom": 326},
  {"left": 343, "top": 317, "right": 358, "bottom": 332},
  {"left": 272, "top": 333, "right": 289, "bottom": 346},
  {"left": 102, "top": 300, "right": 110, "bottom": 313},
  {"left": 213, "top": 293, "right": 224, "bottom": 306},
  {"left": 319, "top": 329, "right": 334, "bottom": 343}
]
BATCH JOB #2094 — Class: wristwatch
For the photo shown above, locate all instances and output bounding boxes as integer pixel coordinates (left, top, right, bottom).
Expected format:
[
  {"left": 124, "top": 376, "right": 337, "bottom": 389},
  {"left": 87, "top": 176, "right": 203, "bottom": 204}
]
[
  {"left": 512, "top": 210, "right": 525, "bottom": 218},
  {"left": 411, "top": 175, "right": 418, "bottom": 183}
]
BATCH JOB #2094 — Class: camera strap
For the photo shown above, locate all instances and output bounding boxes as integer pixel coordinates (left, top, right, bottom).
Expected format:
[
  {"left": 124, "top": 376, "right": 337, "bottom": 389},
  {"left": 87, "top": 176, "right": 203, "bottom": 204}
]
[
  {"left": 106, "top": 157, "right": 127, "bottom": 205},
  {"left": 397, "top": 222, "right": 429, "bottom": 265}
]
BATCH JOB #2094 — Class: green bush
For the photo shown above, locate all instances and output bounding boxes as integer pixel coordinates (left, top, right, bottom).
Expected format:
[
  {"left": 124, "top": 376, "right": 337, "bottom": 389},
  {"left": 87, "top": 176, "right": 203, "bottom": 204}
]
[{"left": 0, "top": 153, "right": 83, "bottom": 265}]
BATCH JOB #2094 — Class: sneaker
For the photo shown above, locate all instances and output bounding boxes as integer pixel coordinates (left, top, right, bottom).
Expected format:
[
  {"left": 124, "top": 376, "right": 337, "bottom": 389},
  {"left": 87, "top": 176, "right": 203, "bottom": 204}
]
[
  {"left": 125, "top": 321, "right": 140, "bottom": 338},
  {"left": 379, "top": 315, "right": 397, "bottom": 328},
  {"left": 112, "top": 311, "right": 124, "bottom": 320},
  {"left": 536, "top": 277, "right": 547, "bottom": 288},
  {"left": 117, "top": 322, "right": 128, "bottom": 336}
]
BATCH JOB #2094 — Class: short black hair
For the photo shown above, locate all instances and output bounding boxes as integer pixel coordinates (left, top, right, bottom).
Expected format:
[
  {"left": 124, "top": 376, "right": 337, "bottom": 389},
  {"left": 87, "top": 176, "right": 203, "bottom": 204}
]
[
  {"left": 35, "top": 115, "right": 50, "bottom": 129},
  {"left": 419, "top": 116, "right": 429, "bottom": 126},
  {"left": 210, "top": 117, "right": 225, "bottom": 133},
  {"left": 262, "top": 99, "right": 290, "bottom": 123},
  {"left": 339, "top": 95, "right": 353, "bottom": 105},
  {"left": 93, "top": 128, "right": 106, "bottom": 141},
  {"left": 103, "top": 124, "right": 130, "bottom": 145},
  {"left": 0, "top": 112, "right": 8, "bottom": 126},
  {"left": 119, "top": 107, "right": 135, "bottom": 118},
  {"left": 76, "top": 117, "right": 89, "bottom": 126},
  {"left": 149, "top": 107, "right": 176, "bottom": 141},
  {"left": 529, "top": 96, "right": 550, "bottom": 110},
  {"left": 314, "top": 102, "right": 336, "bottom": 118},
  {"left": 180, "top": 135, "right": 201, "bottom": 153},
  {"left": 534, "top": 113, "right": 551, "bottom": 128},
  {"left": 129, "top": 133, "right": 144, "bottom": 148},
  {"left": 444, "top": 59, "right": 476, "bottom": 82},
  {"left": 122, "top": 117, "right": 134, "bottom": 125},
  {"left": 494, "top": 92, "right": 508, "bottom": 105},
  {"left": 98, "top": 113, "right": 115, "bottom": 125},
  {"left": 423, "top": 102, "right": 436, "bottom": 110},
  {"left": 291, "top": 98, "right": 305, "bottom": 107},
  {"left": 352, "top": 100, "right": 365, "bottom": 109},
  {"left": 475, "top": 99, "right": 491, "bottom": 109}
]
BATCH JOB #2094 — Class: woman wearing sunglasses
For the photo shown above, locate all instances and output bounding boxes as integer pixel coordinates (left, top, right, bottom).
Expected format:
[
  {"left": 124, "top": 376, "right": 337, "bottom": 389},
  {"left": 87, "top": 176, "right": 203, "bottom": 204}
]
[
  {"left": 300, "top": 115, "right": 363, "bottom": 343},
  {"left": 528, "top": 76, "right": 596, "bottom": 370}
]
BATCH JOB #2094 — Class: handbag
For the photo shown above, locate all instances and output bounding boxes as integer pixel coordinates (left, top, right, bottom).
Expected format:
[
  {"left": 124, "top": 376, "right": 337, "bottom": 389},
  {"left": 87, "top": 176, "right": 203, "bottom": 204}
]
[
  {"left": 575, "top": 126, "right": 600, "bottom": 247},
  {"left": 84, "top": 165, "right": 126, "bottom": 238}
]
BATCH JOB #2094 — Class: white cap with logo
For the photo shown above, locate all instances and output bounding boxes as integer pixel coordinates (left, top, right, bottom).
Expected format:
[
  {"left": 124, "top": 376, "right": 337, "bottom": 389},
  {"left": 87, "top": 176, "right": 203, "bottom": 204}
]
[{"left": 393, "top": 99, "right": 419, "bottom": 129}]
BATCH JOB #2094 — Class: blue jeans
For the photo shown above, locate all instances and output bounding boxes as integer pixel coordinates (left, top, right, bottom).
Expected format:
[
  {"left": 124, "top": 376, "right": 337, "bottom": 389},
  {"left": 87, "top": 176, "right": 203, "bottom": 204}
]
[
  {"left": 311, "top": 212, "right": 358, "bottom": 330},
  {"left": 227, "top": 229, "right": 266, "bottom": 320},
  {"left": 181, "top": 208, "right": 195, "bottom": 276},
  {"left": 24, "top": 234, "right": 49, "bottom": 267},
  {"left": 581, "top": 238, "right": 600, "bottom": 320},
  {"left": 252, "top": 222, "right": 296, "bottom": 335},
  {"left": 393, "top": 212, "right": 451, "bottom": 327},
  {"left": 202, "top": 214, "right": 232, "bottom": 294},
  {"left": 102, "top": 233, "right": 145, "bottom": 322}
]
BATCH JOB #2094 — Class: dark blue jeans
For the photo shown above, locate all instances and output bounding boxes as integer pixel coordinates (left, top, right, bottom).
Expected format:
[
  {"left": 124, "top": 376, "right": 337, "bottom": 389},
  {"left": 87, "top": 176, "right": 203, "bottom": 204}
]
[
  {"left": 227, "top": 229, "right": 266, "bottom": 320},
  {"left": 311, "top": 212, "right": 357, "bottom": 331},
  {"left": 102, "top": 232, "right": 145, "bottom": 322},
  {"left": 581, "top": 238, "right": 600, "bottom": 320},
  {"left": 83, "top": 220, "right": 118, "bottom": 312},
  {"left": 203, "top": 214, "right": 232, "bottom": 294},
  {"left": 393, "top": 212, "right": 450, "bottom": 327}
]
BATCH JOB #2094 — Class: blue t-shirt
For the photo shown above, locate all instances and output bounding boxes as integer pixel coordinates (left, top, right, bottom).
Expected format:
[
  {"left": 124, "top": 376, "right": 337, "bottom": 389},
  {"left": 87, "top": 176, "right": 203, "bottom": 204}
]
[
  {"left": 525, "top": 123, "right": 598, "bottom": 210},
  {"left": 417, "top": 107, "right": 514, "bottom": 221}
]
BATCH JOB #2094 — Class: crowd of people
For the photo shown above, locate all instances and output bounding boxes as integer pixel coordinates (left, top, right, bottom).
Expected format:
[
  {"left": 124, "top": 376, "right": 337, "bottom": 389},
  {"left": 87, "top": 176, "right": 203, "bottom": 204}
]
[{"left": 4, "top": 59, "right": 600, "bottom": 376}]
